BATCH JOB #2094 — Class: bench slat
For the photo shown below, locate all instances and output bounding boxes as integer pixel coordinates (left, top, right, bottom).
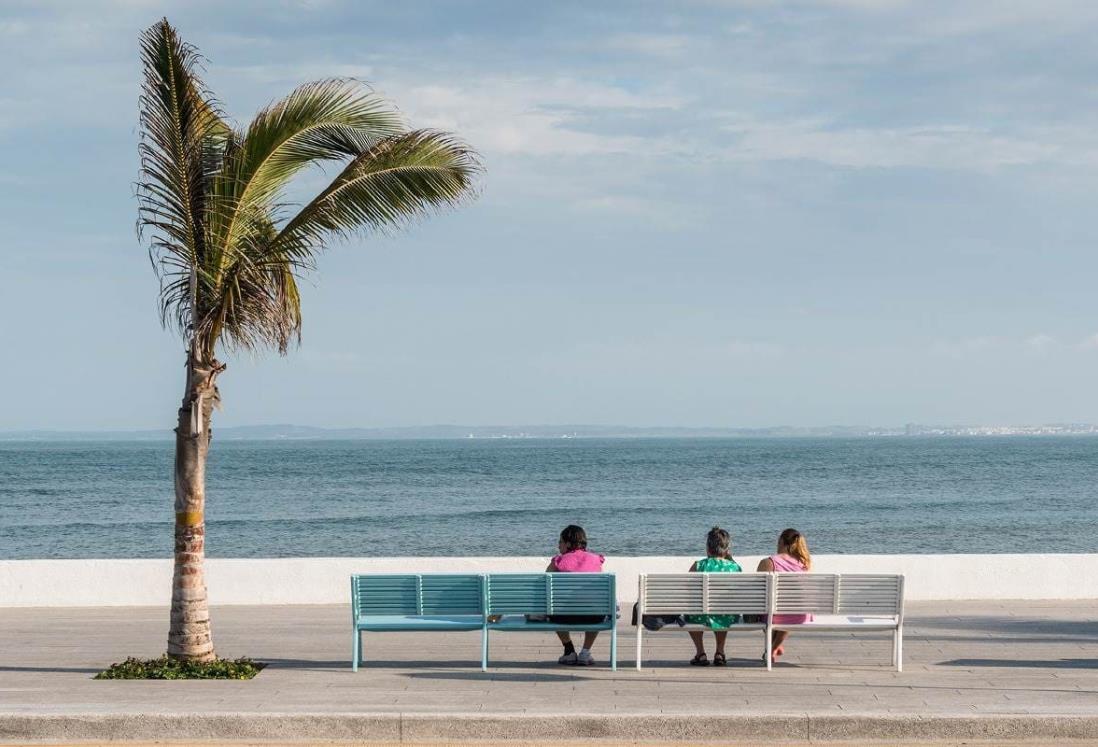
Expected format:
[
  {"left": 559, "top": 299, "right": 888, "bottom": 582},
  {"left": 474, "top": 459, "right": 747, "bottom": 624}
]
[{"left": 640, "top": 573, "right": 769, "bottom": 615}]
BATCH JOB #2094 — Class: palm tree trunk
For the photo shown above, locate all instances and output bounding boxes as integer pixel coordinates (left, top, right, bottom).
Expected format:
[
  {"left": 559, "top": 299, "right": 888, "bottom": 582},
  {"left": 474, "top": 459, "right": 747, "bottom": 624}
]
[{"left": 167, "top": 350, "right": 224, "bottom": 662}]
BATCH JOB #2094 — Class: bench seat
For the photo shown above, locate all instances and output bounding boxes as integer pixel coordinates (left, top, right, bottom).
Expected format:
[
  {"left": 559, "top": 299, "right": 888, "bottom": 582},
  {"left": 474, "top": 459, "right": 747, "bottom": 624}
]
[
  {"left": 776, "top": 614, "right": 898, "bottom": 630},
  {"left": 634, "top": 573, "right": 771, "bottom": 670},
  {"left": 356, "top": 615, "right": 484, "bottom": 632},
  {"left": 352, "top": 573, "right": 487, "bottom": 670},
  {"left": 636, "top": 572, "right": 905, "bottom": 672},
  {"left": 669, "top": 621, "right": 766, "bottom": 630},
  {"left": 351, "top": 572, "right": 618, "bottom": 671},
  {"left": 483, "top": 573, "right": 618, "bottom": 670},
  {"left": 487, "top": 615, "right": 614, "bottom": 632},
  {"left": 768, "top": 573, "right": 905, "bottom": 670}
]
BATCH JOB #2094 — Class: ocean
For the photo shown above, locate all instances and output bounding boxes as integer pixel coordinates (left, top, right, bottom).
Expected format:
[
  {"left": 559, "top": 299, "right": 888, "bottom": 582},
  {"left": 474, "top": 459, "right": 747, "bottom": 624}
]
[{"left": 1, "top": 437, "right": 1095, "bottom": 559}]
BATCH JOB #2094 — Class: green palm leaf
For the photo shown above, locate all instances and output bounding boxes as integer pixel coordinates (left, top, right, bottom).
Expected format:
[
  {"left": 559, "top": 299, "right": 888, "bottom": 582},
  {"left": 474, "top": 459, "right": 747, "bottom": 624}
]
[
  {"left": 272, "top": 129, "right": 481, "bottom": 265},
  {"left": 209, "top": 79, "right": 405, "bottom": 273},
  {"left": 137, "top": 18, "right": 229, "bottom": 338},
  {"left": 137, "top": 19, "right": 481, "bottom": 359}
]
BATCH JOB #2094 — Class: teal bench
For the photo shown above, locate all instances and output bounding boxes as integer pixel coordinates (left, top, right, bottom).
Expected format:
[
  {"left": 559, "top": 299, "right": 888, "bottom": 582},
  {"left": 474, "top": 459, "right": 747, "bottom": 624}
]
[
  {"left": 351, "top": 573, "right": 485, "bottom": 671},
  {"left": 350, "top": 572, "right": 618, "bottom": 671},
  {"left": 484, "top": 572, "right": 617, "bottom": 671}
]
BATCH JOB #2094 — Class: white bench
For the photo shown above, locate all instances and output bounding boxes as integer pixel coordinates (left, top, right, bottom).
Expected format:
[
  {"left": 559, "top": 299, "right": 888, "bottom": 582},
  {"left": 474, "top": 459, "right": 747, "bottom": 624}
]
[
  {"left": 634, "top": 573, "right": 770, "bottom": 670},
  {"left": 635, "top": 572, "right": 904, "bottom": 672},
  {"left": 771, "top": 573, "right": 905, "bottom": 672}
]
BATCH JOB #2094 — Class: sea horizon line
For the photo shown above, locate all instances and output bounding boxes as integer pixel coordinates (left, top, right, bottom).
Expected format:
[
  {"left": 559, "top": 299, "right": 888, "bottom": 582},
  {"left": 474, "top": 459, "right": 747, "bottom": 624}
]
[{"left": 3, "top": 422, "right": 1098, "bottom": 440}]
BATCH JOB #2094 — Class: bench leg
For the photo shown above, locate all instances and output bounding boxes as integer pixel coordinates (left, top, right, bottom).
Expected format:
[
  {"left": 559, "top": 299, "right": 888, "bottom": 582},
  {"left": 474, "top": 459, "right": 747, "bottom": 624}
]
[
  {"left": 352, "top": 629, "right": 360, "bottom": 672},
  {"left": 894, "top": 627, "right": 903, "bottom": 673},
  {"left": 765, "top": 626, "right": 773, "bottom": 671},
  {"left": 610, "top": 626, "right": 618, "bottom": 671},
  {"left": 635, "top": 625, "right": 643, "bottom": 671},
  {"left": 481, "top": 626, "right": 489, "bottom": 672}
]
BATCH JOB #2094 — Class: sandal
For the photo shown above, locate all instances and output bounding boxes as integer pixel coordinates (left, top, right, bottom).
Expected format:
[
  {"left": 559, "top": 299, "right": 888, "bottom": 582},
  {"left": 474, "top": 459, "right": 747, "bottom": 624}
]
[
  {"left": 712, "top": 652, "right": 727, "bottom": 667},
  {"left": 690, "top": 652, "right": 709, "bottom": 666}
]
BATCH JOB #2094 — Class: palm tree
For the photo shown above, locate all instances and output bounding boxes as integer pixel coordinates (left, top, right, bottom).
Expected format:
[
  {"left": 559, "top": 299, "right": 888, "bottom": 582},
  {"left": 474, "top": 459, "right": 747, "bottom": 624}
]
[{"left": 138, "top": 19, "right": 480, "bottom": 661}]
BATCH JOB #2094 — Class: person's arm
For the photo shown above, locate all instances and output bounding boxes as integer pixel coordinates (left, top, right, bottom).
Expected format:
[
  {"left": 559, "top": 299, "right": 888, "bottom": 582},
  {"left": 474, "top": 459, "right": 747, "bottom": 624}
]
[
  {"left": 546, "top": 560, "right": 557, "bottom": 572},
  {"left": 688, "top": 560, "right": 698, "bottom": 572},
  {"left": 757, "top": 557, "right": 773, "bottom": 572}
]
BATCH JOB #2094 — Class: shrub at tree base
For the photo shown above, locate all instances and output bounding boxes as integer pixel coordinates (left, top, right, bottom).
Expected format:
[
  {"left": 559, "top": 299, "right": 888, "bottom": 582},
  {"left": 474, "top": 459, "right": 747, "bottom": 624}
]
[{"left": 95, "top": 656, "right": 264, "bottom": 680}]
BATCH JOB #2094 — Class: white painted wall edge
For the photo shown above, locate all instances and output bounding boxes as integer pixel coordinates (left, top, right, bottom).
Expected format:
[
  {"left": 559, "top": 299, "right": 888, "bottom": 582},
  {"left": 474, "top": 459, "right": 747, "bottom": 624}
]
[{"left": 0, "top": 555, "right": 1093, "bottom": 607}]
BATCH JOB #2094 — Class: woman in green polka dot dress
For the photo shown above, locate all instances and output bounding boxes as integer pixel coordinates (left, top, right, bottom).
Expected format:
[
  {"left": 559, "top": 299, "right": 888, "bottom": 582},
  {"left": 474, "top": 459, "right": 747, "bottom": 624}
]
[{"left": 686, "top": 527, "right": 743, "bottom": 666}]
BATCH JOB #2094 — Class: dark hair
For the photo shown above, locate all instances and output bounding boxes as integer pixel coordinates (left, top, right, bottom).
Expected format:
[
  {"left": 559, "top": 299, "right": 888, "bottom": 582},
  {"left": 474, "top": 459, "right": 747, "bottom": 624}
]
[
  {"left": 559, "top": 524, "right": 588, "bottom": 551},
  {"left": 706, "top": 526, "right": 731, "bottom": 559}
]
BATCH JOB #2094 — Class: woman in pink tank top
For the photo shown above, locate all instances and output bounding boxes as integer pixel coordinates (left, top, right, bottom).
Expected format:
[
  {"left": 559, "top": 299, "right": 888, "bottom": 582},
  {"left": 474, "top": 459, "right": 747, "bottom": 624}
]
[
  {"left": 547, "top": 525, "right": 606, "bottom": 666},
  {"left": 756, "top": 528, "right": 812, "bottom": 660}
]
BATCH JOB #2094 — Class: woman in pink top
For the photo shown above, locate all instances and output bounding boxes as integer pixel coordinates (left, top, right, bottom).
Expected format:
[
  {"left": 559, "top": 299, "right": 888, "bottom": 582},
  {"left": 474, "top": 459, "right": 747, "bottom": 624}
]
[
  {"left": 756, "top": 528, "right": 812, "bottom": 660},
  {"left": 547, "top": 525, "right": 606, "bottom": 666}
]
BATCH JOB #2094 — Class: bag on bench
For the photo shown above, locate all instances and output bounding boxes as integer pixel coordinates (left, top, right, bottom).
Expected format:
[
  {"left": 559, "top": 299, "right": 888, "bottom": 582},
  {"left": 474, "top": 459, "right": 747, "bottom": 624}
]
[{"left": 631, "top": 602, "right": 685, "bottom": 631}]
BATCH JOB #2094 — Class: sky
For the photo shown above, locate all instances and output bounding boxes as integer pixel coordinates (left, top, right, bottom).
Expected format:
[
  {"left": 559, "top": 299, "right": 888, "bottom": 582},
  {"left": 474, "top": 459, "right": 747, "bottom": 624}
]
[{"left": 2, "top": 0, "right": 1098, "bottom": 430}]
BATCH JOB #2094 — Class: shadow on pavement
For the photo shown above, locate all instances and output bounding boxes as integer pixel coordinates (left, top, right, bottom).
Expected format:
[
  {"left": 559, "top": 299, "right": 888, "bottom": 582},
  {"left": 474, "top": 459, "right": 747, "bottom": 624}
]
[
  {"left": 0, "top": 665, "right": 102, "bottom": 674},
  {"left": 940, "top": 658, "right": 1098, "bottom": 669},
  {"left": 264, "top": 658, "right": 568, "bottom": 671},
  {"left": 915, "top": 616, "right": 1098, "bottom": 642},
  {"left": 403, "top": 670, "right": 581, "bottom": 683}
]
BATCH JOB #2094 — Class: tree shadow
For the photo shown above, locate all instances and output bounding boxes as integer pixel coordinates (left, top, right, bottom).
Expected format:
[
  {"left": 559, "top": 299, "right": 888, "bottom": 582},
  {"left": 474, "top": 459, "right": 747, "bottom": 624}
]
[
  {"left": 403, "top": 670, "right": 582, "bottom": 683},
  {"left": 260, "top": 658, "right": 356, "bottom": 671},
  {"left": 914, "top": 616, "right": 1098, "bottom": 642},
  {"left": 264, "top": 658, "right": 557, "bottom": 671},
  {"left": 638, "top": 656, "right": 771, "bottom": 669},
  {"left": 0, "top": 665, "right": 102, "bottom": 674},
  {"left": 940, "top": 658, "right": 1098, "bottom": 670}
]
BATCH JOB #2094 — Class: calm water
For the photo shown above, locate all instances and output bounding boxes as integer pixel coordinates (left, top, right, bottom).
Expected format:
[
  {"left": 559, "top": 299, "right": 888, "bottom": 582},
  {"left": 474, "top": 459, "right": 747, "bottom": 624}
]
[{"left": 1, "top": 437, "right": 1095, "bottom": 559}]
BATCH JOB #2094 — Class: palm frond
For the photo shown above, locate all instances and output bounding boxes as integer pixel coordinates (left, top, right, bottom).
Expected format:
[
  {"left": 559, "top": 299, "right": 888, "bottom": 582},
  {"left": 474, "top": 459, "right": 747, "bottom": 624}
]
[
  {"left": 209, "top": 79, "right": 405, "bottom": 270},
  {"left": 137, "top": 18, "right": 228, "bottom": 340},
  {"left": 138, "top": 24, "right": 482, "bottom": 359},
  {"left": 270, "top": 129, "right": 481, "bottom": 265},
  {"left": 200, "top": 218, "right": 304, "bottom": 354}
]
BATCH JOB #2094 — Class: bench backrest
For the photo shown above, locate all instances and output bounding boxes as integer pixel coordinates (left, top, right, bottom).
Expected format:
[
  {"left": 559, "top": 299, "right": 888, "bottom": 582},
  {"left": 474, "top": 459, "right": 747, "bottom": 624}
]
[
  {"left": 351, "top": 574, "right": 484, "bottom": 619},
  {"left": 640, "top": 573, "right": 770, "bottom": 616},
  {"left": 484, "top": 573, "right": 616, "bottom": 617},
  {"left": 836, "top": 574, "right": 904, "bottom": 616},
  {"left": 772, "top": 573, "right": 903, "bottom": 616}
]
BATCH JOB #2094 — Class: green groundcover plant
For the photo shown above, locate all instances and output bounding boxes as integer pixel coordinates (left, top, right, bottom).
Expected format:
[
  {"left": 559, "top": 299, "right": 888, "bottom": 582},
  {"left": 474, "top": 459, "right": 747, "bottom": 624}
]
[{"left": 95, "top": 655, "right": 265, "bottom": 680}]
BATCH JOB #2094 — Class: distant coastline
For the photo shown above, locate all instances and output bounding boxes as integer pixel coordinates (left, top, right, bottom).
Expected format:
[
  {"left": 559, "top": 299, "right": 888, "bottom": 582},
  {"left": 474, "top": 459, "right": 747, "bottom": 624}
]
[{"left": 3, "top": 423, "right": 1098, "bottom": 441}]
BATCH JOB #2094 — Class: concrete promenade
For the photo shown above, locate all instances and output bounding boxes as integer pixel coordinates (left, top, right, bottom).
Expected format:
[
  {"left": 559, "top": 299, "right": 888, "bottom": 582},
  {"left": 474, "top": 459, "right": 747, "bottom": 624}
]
[{"left": 2, "top": 601, "right": 1097, "bottom": 743}]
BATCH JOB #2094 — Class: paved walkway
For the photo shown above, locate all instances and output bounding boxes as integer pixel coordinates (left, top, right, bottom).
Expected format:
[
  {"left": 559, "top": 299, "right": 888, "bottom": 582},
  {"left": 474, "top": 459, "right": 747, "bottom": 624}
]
[{"left": 1, "top": 601, "right": 1097, "bottom": 743}]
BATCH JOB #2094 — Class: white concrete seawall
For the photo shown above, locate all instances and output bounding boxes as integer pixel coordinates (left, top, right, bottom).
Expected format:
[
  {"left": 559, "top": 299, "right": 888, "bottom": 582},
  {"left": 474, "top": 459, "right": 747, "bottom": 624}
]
[{"left": 2, "top": 554, "right": 1095, "bottom": 607}]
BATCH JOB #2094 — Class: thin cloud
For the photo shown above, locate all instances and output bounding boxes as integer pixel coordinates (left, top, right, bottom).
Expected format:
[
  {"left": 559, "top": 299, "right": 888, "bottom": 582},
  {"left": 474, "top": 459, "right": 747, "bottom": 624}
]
[
  {"left": 720, "top": 119, "right": 1075, "bottom": 170},
  {"left": 0, "top": 20, "right": 30, "bottom": 36},
  {"left": 1026, "top": 334, "right": 1057, "bottom": 350},
  {"left": 383, "top": 76, "right": 683, "bottom": 157},
  {"left": 931, "top": 336, "right": 1004, "bottom": 358},
  {"left": 603, "top": 32, "right": 694, "bottom": 57},
  {"left": 569, "top": 194, "right": 700, "bottom": 230},
  {"left": 933, "top": 335, "right": 1098, "bottom": 358}
]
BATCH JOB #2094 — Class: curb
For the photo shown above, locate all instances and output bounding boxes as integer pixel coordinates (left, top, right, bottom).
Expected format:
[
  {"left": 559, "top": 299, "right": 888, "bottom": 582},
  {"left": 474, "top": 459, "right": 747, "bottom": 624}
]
[{"left": 3, "top": 712, "right": 1098, "bottom": 743}]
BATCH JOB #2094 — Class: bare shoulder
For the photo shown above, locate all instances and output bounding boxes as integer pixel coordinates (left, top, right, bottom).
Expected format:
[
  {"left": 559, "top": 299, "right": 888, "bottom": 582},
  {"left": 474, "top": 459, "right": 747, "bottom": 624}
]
[{"left": 756, "top": 557, "right": 773, "bottom": 572}]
